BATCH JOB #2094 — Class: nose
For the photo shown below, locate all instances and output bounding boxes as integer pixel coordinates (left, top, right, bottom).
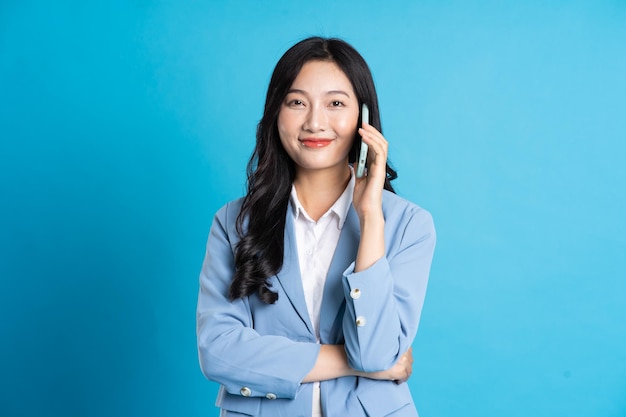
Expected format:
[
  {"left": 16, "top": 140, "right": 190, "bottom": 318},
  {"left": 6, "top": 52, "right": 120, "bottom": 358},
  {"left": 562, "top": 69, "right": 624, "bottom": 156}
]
[{"left": 303, "top": 103, "right": 327, "bottom": 132}]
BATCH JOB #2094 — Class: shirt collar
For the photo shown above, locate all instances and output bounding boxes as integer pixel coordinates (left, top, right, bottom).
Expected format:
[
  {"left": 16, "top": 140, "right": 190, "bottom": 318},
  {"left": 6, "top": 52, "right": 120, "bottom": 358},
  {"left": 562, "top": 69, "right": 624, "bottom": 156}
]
[{"left": 290, "top": 166, "right": 355, "bottom": 229}]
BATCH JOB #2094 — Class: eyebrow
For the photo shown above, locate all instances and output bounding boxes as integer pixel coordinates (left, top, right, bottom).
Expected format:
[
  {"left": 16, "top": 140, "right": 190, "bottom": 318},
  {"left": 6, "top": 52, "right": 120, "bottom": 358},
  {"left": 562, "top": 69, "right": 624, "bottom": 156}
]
[{"left": 286, "top": 88, "right": 352, "bottom": 97}]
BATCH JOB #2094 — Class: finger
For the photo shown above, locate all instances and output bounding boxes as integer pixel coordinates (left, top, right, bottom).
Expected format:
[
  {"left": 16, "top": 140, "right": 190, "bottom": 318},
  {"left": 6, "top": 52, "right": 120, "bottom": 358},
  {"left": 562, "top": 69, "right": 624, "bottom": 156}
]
[
  {"left": 363, "top": 142, "right": 387, "bottom": 168},
  {"left": 358, "top": 123, "right": 386, "bottom": 141},
  {"left": 358, "top": 127, "right": 388, "bottom": 151},
  {"left": 358, "top": 132, "right": 388, "bottom": 168}
]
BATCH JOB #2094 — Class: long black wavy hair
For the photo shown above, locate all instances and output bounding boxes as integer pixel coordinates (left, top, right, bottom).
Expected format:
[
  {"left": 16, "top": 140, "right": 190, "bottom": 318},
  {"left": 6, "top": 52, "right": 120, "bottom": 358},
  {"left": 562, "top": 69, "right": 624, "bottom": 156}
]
[{"left": 229, "top": 37, "right": 398, "bottom": 304}]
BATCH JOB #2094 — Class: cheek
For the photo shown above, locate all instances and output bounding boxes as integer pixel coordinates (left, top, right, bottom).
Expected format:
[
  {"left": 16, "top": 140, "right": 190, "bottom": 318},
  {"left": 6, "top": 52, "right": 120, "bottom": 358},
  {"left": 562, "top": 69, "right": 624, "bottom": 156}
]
[
  {"left": 277, "top": 111, "right": 297, "bottom": 138},
  {"left": 331, "top": 108, "right": 359, "bottom": 137},
  {"left": 277, "top": 114, "right": 290, "bottom": 144},
  {"left": 335, "top": 118, "right": 358, "bottom": 138}
]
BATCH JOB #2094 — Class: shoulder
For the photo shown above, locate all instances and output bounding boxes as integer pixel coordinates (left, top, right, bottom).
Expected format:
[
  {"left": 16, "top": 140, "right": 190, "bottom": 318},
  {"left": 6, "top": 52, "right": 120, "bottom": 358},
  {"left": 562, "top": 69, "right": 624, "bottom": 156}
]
[
  {"left": 381, "top": 190, "right": 436, "bottom": 246},
  {"left": 382, "top": 190, "right": 433, "bottom": 224},
  {"left": 211, "top": 197, "right": 246, "bottom": 241},
  {"left": 214, "top": 197, "right": 245, "bottom": 223}
]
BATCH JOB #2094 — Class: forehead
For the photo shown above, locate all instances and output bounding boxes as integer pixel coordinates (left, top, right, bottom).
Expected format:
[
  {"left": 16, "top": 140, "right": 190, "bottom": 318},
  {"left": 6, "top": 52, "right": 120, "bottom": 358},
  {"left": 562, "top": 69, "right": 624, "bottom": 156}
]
[{"left": 290, "top": 60, "right": 355, "bottom": 94}]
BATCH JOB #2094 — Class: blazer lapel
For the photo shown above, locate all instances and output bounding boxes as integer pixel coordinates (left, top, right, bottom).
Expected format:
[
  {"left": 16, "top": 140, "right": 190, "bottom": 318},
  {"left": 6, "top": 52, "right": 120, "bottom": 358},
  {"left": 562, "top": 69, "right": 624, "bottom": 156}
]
[
  {"left": 319, "top": 206, "right": 360, "bottom": 343},
  {"left": 274, "top": 206, "right": 314, "bottom": 336}
]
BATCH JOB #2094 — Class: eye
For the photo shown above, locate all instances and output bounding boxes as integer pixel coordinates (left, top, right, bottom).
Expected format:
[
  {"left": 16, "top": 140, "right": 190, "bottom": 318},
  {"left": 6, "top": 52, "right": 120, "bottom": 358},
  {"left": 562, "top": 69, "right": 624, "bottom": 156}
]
[
  {"left": 330, "top": 100, "right": 344, "bottom": 107},
  {"left": 287, "top": 99, "right": 304, "bottom": 107}
]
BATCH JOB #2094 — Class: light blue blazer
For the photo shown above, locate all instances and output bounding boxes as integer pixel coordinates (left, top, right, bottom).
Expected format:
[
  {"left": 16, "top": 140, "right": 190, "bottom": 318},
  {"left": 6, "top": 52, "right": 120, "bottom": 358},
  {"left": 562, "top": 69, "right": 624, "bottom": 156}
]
[{"left": 196, "top": 190, "right": 436, "bottom": 417}]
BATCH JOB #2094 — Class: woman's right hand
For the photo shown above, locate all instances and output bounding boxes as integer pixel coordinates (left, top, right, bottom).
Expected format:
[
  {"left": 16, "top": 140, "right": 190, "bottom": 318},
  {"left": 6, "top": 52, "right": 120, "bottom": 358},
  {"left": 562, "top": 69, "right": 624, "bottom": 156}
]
[{"left": 356, "top": 347, "right": 414, "bottom": 384}]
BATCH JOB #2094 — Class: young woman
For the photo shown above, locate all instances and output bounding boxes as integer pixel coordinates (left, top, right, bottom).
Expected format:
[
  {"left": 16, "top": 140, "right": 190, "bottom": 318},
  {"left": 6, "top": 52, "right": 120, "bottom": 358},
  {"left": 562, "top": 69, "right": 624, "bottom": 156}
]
[{"left": 196, "top": 37, "right": 436, "bottom": 417}]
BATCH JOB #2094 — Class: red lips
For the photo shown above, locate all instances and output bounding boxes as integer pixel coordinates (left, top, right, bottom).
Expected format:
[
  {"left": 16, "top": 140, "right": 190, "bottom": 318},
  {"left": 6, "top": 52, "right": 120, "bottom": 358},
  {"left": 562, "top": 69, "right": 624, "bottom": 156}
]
[{"left": 300, "top": 138, "right": 333, "bottom": 148}]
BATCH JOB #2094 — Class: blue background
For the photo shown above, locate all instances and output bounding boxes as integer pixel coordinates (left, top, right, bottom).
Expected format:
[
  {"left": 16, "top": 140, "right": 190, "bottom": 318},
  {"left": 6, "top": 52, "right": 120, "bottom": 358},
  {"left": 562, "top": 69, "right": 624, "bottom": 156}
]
[{"left": 1, "top": 1, "right": 625, "bottom": 416}]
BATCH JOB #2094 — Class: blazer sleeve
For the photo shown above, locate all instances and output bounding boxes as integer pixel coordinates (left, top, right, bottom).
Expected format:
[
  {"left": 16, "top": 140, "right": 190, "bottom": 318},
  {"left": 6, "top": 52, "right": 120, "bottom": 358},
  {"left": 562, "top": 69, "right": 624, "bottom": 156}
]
[
  {"left": 196, "top": 202, "right": 320, "bottom": 399},
  {"left": 341, "top": 204, "right": 436, "bottom": 372}
]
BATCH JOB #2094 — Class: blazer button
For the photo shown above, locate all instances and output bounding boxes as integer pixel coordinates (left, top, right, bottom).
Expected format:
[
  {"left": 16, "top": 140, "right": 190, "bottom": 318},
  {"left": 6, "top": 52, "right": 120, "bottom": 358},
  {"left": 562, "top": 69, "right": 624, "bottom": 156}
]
[
  {"left": 240, "top": 387, "right": 252, "bottom": 397},
  {"left": 356, "top": 316, "right": 367, "bottom": 327},
  {"left": 350, "top": 288, "right": 361, "bottom": 299},
  {"left": 266, "top": 393, "right": 277, "bottom": 400}
]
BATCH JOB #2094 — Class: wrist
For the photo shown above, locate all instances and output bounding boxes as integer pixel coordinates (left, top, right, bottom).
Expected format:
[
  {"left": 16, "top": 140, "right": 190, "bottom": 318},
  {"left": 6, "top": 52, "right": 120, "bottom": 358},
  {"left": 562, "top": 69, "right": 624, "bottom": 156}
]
[
  {"left": 359, "top": 211, "right": 384, "bottom": 229},
  {"left": 355, "top": 210, "right": 385, "bottom": 272}
]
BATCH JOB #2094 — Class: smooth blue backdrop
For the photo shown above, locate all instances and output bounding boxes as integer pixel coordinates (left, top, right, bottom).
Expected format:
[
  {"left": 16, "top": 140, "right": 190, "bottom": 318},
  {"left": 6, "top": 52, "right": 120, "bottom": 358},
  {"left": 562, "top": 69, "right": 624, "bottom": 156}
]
[{"left": 1, "top": 1, "right": 625, "bottom": 416}]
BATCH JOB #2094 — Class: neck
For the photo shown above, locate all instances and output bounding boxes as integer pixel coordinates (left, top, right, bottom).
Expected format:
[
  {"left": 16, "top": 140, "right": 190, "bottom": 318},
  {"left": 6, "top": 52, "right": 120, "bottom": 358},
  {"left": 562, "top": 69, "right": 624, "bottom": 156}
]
[{"left": 293, "top": 164, "right": 351, "bottom": 221}]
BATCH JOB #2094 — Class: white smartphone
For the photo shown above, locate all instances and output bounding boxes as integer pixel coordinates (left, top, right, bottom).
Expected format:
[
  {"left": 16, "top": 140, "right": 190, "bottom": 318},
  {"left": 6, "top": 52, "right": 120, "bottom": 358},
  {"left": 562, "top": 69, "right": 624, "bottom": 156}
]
[{"left": 356, "top": 104, "right": 369, "bottom": 178}]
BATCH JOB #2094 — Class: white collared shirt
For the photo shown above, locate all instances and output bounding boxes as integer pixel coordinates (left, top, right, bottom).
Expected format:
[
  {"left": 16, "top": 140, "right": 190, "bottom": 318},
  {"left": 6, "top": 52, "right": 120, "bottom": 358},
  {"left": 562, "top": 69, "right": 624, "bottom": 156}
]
[{"left": 290, "top": 168, "right": 355, "bottom": 417}]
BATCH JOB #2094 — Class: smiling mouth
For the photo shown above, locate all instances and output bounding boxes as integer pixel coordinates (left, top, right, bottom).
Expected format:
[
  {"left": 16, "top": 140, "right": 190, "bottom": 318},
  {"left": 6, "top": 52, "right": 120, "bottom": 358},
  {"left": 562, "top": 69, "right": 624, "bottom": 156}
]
[{"left": 300, "top": 139, "right": 333, "bottom": 148}]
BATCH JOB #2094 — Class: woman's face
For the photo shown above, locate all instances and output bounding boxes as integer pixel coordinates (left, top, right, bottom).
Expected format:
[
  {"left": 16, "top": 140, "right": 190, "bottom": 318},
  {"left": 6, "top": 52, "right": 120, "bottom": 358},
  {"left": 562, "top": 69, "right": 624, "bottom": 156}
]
[{"left": 277, "top": 60, "right": 359, "bottom": 174}]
